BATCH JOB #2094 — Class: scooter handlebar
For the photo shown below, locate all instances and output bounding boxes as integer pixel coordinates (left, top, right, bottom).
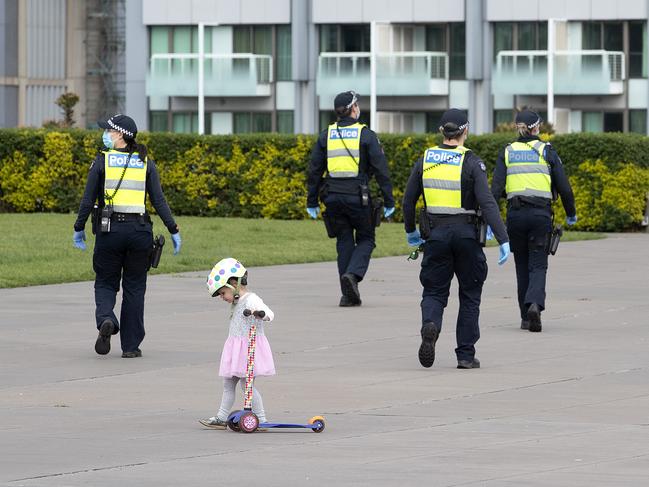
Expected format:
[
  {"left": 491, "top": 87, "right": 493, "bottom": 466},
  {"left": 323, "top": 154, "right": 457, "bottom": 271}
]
[{"left": 243, "top": 309, "right": 265, "bottom": 319}]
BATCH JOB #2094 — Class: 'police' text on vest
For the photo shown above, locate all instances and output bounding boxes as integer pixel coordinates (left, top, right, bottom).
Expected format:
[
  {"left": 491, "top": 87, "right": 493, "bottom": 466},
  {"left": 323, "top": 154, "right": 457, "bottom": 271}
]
[
  {"left": 425, "top": 149, "right": 462, "bottom": 166},
  {"left": 329, "top": 128, "right": 359, "bottom": 140},
  {"left": 108, "top": 154, "right": 145, "bottom": 169}
]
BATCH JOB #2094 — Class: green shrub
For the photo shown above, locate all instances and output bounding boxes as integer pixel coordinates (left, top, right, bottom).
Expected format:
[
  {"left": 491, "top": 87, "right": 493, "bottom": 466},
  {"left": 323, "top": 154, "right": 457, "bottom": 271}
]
[{"left": 1, "top": 128, "right": 648, "bottom": 231}]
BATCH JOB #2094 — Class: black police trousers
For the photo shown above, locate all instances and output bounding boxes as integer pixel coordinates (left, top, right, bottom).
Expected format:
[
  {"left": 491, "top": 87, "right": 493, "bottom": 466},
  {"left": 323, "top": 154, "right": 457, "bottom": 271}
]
[
  {"left": 323, "top": 193, "right": 376, "bottom": 282},
  {"left": 507, "top": 206, "right": 552, "bottom": 320},
  {"left": 419, "top": 223, "right": 487, "bottom": 362},
  {"left": 93, "top": 220, "right": 153, "bottom": 353}
]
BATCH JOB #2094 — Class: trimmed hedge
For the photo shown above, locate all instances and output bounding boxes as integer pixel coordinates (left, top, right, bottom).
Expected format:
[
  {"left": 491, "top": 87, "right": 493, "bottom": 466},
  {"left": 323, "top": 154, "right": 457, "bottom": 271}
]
[{"left": 1, "top": 128, "right": 648, "bottom": 231}]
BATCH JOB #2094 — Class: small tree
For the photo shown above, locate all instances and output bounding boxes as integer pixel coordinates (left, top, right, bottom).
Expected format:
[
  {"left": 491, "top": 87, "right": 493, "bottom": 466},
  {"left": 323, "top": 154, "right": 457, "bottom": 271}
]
[{"left": 55, "top": 92, "right": 80, "bottom": 128}]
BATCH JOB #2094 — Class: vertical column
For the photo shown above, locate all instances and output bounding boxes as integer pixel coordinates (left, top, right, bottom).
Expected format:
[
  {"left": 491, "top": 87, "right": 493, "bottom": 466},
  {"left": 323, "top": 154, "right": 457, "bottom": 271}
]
[
  {"left": 465, "top": 0, "right": 491, "bottom": 134},
  {"left": 125, "top": 0, "right": 148, "bottom": 130},
  {"left": 17, "top": 0, "right": 27, "bottom": 126},
  {"left": 292, "top": 0, "right": 316, "bottom": 133}
]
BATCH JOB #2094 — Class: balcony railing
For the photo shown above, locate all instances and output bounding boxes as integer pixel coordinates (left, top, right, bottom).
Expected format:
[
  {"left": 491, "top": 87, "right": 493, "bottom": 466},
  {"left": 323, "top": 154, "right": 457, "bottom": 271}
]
[
  {"left": 317, "top": 51, "right": 449, "bottom": 98},
  {"left": 146, "top": 53, "right": 273, "bottom": 97},
  {"left": 492, "top": 50, "right": 625, "bottom": 96}
]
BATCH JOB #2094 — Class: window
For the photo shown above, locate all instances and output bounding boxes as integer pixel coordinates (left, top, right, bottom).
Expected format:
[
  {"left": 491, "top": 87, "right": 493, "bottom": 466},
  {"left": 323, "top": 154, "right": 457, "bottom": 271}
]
[
  {"left": 425, "top": 111, "right": 445, "bottom": 133},
  {"left": 629, "top": 21, "right": 648, "bottom": 78},
  {"left": 277, "top": 110, "right": 294, "bottom": 133},
  {"left": 318, "top": 25, "right": 370, "bottom": 53},
  {"left": 582, "top": 111, "right": 623, "bottom": 133},
  {"left": 425, "top": 25, "right": 446, "bottom": 51},
  {"left": 149, "top": 111, "right": 168, "bottom": 132},
  {"left": 150, "top": 26, "right": 170, "bottom": 55},
  {"left": 170, "top": 113, "right": 210, "bottom": 134},
  {"left": 449, "top": 23, "right": 465, "bottom": 79},
  {"left": 493, "top": 23, "right": 514, "bottom": 61},
  {"left": 233, "top": 112, "right": 272, "bottom": 133},
  {"left": 493, "top": 22, "right": 547, "bottom": 61},
  {"left": 629, "top": 110, "right": 647, "bottom": 134},
  {"left": 319, "top": 111, "right": 336, "bottom": 131},
  {"left": 582, "top": 22, "right": 623, "bottom": 50},
  {"left": 494, "top": 109, "right": 514, "bottom": 128},
  {"left": 276, "top": 25, "right": 292, "bottom": 81}
]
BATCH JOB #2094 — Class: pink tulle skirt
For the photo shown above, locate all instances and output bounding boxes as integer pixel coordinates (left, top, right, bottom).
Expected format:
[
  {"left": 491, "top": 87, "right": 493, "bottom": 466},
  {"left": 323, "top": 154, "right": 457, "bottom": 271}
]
[{"left": 218, "top": 335, "right": 275, "bottom": 378}]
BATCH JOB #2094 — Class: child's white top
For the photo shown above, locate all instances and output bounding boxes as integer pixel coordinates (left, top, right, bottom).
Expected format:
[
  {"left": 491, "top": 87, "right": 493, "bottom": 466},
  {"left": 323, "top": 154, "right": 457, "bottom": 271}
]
[{"left": 227, "top": 292, "right": 274, "bottom": 338}]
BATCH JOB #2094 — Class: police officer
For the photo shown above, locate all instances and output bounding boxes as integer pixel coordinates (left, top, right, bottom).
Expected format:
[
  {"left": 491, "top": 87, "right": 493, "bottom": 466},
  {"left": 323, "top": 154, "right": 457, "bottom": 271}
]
[
  {"left": 72, "top": 114, "right": 182, "bottom": 358},
  {"left": 491, "top": 110, "right": 576, "bottom": 333},
  {"left": 306, "top": 91, "right": 395, "bottom": 307},
  {"left": 403, "top": 109, "right": 510, "bottom": 369}
]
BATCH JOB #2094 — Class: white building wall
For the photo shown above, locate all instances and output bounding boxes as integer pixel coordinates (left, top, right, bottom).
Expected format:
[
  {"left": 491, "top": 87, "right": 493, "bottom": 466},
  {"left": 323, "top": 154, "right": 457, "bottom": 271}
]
[{"left": 142, "top": 0, "right": 291, "bottom": 25}]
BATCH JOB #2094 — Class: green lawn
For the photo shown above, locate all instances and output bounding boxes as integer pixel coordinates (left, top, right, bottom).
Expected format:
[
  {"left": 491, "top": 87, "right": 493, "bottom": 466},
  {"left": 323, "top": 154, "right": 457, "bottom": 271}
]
[{"left": 0, "top": 214, "right": 604, "bottom": 288}]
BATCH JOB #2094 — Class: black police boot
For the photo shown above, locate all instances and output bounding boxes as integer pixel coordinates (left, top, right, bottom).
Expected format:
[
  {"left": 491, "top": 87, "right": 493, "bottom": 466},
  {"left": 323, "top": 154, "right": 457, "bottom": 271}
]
[
  {"left": 418, "top": 322, "right": 439, "bottom": 368},
  {"left": 339, "top": 295, "right": 361, "bottom": 307},
  {"left": 95, "top": 319, "right": 115, "bottom": 355},
  {"left": 457, "top": 358, "right": 481, "bottom": 369},
  {"left": 527, "top": 303, "right": 542, "bottom": 332},
  {"left": 520, "top": 320, "right": 530, "bottom": 330},
  {"left": 340, "top": 273, "right": 361, "bottom": 306},
  {"left": 122, "top": 348, "right": 142, "bottom": 358}
]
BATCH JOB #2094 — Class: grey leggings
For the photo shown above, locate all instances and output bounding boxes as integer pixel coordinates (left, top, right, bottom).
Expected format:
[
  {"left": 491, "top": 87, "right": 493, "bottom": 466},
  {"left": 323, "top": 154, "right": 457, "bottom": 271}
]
[{"left": 216, "top": 376, "right": 266, "bottom": 422}]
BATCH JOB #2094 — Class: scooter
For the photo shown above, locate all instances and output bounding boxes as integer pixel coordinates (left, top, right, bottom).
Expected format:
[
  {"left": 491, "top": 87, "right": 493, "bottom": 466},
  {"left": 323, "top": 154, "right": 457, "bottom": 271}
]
[{"left": 226, "top": 308, "right": 325, "bottom": 434}]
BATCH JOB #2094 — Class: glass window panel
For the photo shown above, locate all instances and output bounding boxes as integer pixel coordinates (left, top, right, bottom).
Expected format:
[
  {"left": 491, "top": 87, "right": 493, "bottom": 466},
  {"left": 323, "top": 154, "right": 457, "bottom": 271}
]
[
  {"left": 276, "top": 24, "right": 292, "bottom": 81},
  {"left": 494, "top": 109, "right": 514, "bottom": 128},
  {"left": 426, "top": 25, "right": 446, "bottom": 51},
  {"left": 425, "top": 111, "right": 445, "bottom": 133},
  {"left": 277, "top": 110, "right": 294, "bottom": 133},
  {"left": 450, "top": 23, "right": 465, "bottom": 78},
  {"left": 603, "top": 22, "right": 623, "bottom": 51},
  {"left": 172, "top": 113, "right": 191, "bottom": 133},
  {"left": 149, "top": 111, "right": 168, "bottom": 132},
  {"left": 253, "top": 26, "right": 272, "bottom": 55},
  {"left": 582, "top": 22, "right": 602, "bottom": 49},
  {"left": 150, "top": 26, "right": 169, "bottom": 54},
  {"left": 537, "top": 22, "right": 547, "bottom": 49},
  {"left": 233, "top": 112, "right": 252, "bottom": 133},
  {"left": 342, "top": 25, "right": 370, "bottom": 52},
  {"left": 233, "top": 26, "right": 252, "bottom": 53},
  {"left": 518, "top": 23, "right": 535, "bottom": 50},
  {"left": 494, "top": 23, "right": 513, "bottom": 61},
  {"left": 173, "top": 27, "right": 192, "bottom": 53},
  {"left": 629, "top": 109, "right": 647, "bottom": 134},
  {"left": 582, "top": 111, "right": 603, "bottom": 132},
  {"left": 252, "top": 112, "right": 272, "bottom": 132},
  {"left": 629, "top": 21, "right": 647, "bottom": 78},
  {"left": 603, "top": 112, "right": 623, "bottom": 132},
  {"left": 319, "top": 25, "right": 338, "bottom": 53}
]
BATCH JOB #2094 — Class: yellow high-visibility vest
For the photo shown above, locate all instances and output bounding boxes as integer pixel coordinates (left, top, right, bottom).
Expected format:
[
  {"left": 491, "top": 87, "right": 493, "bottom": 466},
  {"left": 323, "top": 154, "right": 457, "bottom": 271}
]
[
  {"left": 504, "top": 141, "right": 552, "bottom": 200},
  {"left": 422, "top": 146, "right": 475, "bottom": 215},
  {"left": 103, "top": 150, "right": 147, "bottom": 213},
  {"left": 326, "top": 122, "right": 364, "bottom": 178}
]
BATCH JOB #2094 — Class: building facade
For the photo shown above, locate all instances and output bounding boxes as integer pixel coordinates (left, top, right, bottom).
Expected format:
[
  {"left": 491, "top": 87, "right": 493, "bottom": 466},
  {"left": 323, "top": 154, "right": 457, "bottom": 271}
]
[{"left": 2, "top": 0, "right": 649, "bottom": 135}]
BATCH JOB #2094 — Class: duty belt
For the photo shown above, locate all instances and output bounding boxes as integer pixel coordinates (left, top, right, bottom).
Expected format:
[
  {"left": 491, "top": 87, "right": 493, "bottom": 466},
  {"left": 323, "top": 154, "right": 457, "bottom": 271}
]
[
  {"left": 508, "top": 196, "right": 551, "bottom": 209},
  {"left": 112, "top": 212, "right": 151, "bottom": 223},
  {"left": 427, "top": 214, "right": 478, "bottom": 227}
]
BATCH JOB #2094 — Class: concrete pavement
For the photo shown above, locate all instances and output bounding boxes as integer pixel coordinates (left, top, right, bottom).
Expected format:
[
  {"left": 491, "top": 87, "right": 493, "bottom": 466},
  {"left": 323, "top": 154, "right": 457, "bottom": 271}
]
[{"left": 1, "top": 234, "right": 648, "bottom": 486}]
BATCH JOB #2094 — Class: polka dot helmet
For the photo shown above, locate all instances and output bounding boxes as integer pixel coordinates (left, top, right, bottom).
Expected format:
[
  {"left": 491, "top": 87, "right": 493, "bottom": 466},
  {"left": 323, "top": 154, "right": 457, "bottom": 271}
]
[{"left": 207, "top": 258, "right": 247, "bottom": 297}]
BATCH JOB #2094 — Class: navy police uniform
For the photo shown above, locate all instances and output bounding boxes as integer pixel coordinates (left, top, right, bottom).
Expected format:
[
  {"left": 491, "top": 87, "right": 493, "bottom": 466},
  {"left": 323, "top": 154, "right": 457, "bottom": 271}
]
[
  {"left": 403, "top": 109, "right": 508, "bottom": 368},
  {"left": 491, "top": 110, "right": 576, "bottom": 332},
  {"left": 307, "top": 92, "right": 395, "bottom": 306},
  {"left": 74, "top": 115, "right": 179, "bottom": 356}
]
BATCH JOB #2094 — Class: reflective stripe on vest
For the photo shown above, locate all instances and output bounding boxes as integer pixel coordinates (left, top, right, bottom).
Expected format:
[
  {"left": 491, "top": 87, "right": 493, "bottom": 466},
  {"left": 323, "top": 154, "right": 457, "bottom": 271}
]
[
  {"left": 326, "top": 122, "right": 363, "bottom": 178},
  {"left": 504, "top": 141, "right": 552, "bottom": 200},
  {"left": 422, "top": 146, "right": 475, "bottom": 215},
  {"left": 103, "top": 150, "right": 147, "bottom": 213}
]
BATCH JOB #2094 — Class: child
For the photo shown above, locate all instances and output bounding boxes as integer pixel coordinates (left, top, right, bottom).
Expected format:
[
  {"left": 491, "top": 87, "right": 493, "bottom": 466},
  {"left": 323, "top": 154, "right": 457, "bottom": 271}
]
[{"left": 199, "top": 258, "right": 275, "bottom": 429}]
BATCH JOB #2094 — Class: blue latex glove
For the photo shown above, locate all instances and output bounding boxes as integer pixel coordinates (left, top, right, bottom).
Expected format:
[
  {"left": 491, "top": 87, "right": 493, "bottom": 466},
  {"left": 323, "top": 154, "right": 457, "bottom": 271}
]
[
  {"left": 486, "top": 225, "right": 494, "bottom": 241},
  {"left": 383, "top": 207, "right": 395, "bottom": 218},
  {"left": 306, "top": 207, "right": 320, "bottom": 219},
  {"left": 406, "top": 230, "right": 425, "bottom": 247},
  {"left": 72, "top": 230, "right": 86, "bottom": 250},
  {"left": 171, "top": 232, "right": 182, "bottom": 255},
  {"left": 566, "top": 215, "right": 578, "bottom": 226},
  {"left": 498, "top": 242, "right": 510, "bottom": 266}
]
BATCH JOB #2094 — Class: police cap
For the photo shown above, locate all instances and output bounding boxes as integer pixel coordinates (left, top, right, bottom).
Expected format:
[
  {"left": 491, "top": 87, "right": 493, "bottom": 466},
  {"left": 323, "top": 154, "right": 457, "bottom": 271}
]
[
  {"left": 515, "top": 110, "right": 542, "bottom": 129},
  {"left": 334, "top": 91, "right": 359, "bottom": 111},
  {"left": 98, "top": 114, "right": 138, "bottom": 139},
  {"left": 439, "top": 108, "right": 469, "bottom": 132}
]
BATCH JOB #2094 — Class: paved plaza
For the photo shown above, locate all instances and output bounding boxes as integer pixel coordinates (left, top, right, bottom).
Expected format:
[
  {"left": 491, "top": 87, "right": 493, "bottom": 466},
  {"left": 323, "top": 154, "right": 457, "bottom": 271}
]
[{"left": 1, "top": 234, "right": 648, "bottom": 486}]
